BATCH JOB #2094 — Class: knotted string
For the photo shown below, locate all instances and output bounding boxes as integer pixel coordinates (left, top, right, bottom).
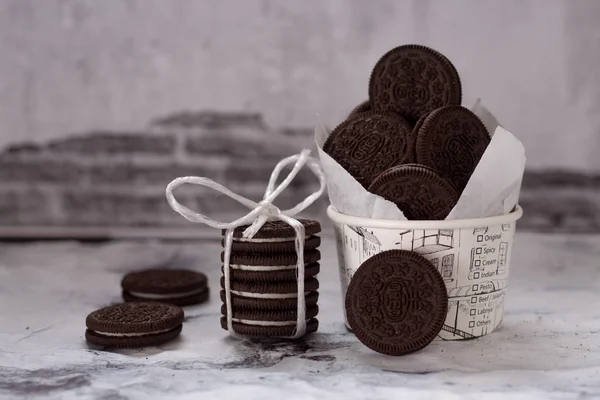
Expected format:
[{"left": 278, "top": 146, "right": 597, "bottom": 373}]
[{"left": 165, "top": 149, "right": 326, "bottom": 338}]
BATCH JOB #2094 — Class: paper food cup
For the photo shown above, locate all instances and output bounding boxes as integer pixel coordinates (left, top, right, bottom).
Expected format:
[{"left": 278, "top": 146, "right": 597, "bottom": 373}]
[{"left": 327, "top": 205, "right": 523, "bottom": 341}]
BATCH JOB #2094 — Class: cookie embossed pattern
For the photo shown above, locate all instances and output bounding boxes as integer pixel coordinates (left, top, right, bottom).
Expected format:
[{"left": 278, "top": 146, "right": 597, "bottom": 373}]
[{"left": 345, "top": 250, "right": 448, "bottom": 354}]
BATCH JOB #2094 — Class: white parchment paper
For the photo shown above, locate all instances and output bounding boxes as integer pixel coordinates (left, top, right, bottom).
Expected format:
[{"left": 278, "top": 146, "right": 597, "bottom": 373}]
[{"left": 315, "top": 102, "right": 526, "bottom": 220}]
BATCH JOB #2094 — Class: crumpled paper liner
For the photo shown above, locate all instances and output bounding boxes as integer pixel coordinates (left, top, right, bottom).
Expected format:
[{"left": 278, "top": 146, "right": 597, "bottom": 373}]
[{"left": 315, "top": 101, "right": 526, "bottom": 220}]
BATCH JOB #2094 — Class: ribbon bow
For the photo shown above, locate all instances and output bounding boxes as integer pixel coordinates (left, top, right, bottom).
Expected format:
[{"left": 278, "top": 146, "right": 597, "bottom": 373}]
[{"left": 165, "top": 149, "right": 326, "bottom": 338}]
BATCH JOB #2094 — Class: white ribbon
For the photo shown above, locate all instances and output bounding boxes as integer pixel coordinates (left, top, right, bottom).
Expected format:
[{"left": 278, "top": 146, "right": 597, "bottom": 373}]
[{"left": 165, "top": 149, "right": 326, "bottom": 338}]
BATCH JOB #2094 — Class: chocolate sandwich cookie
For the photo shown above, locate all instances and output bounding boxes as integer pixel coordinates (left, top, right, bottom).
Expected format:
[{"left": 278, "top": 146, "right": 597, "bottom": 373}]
[
  {"left": 220, "top": 307, "right": 319, "bottom": 337},
  {"left": 220, "top": 317, "right": 319, "bottom": 337},
  {"left": 221, "top": 250, "right": 320, "bottom": 282},
  {"left": 415, "top": 105, "right": 490, "bottom": 192},
  {"left": 368, "top": 165, "right": 458, "bottom": 220},
  {"left": 222, "top": 249, "right": 321, "bottom": 270},
  {"left": 369, "top": 44, "right": 462, "bottom": 124},
  {"left": 223, "top": 219, "right": 321, "bottom": 239},
  {"left": 220, "top": 304, "right": 319, "bottom": 322},
  {"left": 223, "top": 235, "right": 321, "bottom": 254},
  {"left": 121, "top": 268, "right": 209, "bottom": 306},
  {"left": 345, "top": 250, "right": 448, "bottom": 356},
  {"left": 348, "top": 100, "right": 372, "bottom": 119},
  {"left": 222, "top": 262, "right": 320, "bottom": 282},
  {"left": 85, "top": 302, "right": 184, "bottom": 348},
  {"left": 220, "top": 276, "right": 319, "bottom": 297},
  {"left": 323, "top": 111, "right": 413, "bottom": 188},
  {"left": 220, "top": 290, "right": 319, "bottom": 310}
]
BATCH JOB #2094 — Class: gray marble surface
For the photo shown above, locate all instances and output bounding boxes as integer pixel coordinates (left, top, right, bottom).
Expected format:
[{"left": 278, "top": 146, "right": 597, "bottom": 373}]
[{"left": 1, "top": 233, "right": 600, "bottom": 399}]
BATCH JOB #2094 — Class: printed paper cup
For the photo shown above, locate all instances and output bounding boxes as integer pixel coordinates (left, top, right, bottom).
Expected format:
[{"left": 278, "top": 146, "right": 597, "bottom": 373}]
[{"left": 327, "top": 205, "right": 523, "bottom": 341}]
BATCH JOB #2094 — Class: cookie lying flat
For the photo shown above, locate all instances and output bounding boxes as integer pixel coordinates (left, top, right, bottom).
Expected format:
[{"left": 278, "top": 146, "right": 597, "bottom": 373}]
[
  {"left": 221, "top": 247, "right": 321, "bottom": 282},
  {"left": 223, "top": 235, "right": 321, "bottom": 254},
  {"left": 221, "top": 249, "right": 321, "bottom": 268},
  {"left": 85, "top": 302, "right": 184, "bottom": 348},
  {"left": 221, "top": 262, "right": 320, "bottom": 282},
  {"left": 220, "top": 306, "right": 319, "bottom": 337},
  {"left": 219, "top": 290, "right": 319, "bottom": 310},
  {"left": 220, "top": 276, "right": 319, "bottom": 298},
  {"left": 221, "top": 304, "right": 319, "bottom": 323},
  {"left": 220, "top": 318, "right": 319, "bottom": 337},
  {"left": 121, "top": 268, "right": 209, "bottom": 306},
  {"left": 222, "top": 219, "right": 321, "bottom": 240}
]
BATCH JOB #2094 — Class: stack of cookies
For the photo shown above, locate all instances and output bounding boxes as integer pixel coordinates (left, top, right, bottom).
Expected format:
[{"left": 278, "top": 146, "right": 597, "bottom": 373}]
[
  {"left": 325, "top": 44, "right": 491, "bottom": 220},
  {"left": 219, "top": 219, "right": 322, "bottom": 337}
]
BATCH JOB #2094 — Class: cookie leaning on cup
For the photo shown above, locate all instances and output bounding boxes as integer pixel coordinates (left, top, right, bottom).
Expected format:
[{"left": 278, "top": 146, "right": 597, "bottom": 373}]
[{"left": 345, "top": 250, "right": 448, "bottom": 356}]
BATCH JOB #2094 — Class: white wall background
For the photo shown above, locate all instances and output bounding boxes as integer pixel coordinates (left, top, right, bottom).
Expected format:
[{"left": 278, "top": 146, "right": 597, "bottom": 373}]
[{"left": 1, "top": 0, "right": 600, "bottom": 170}]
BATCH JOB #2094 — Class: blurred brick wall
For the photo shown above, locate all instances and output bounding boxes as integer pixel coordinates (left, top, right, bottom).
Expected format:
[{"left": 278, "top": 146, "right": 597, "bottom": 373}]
[
  {"left": 519, "top": 172, "right": 600, "bottom": 232},
  {"left": 0, "top": 112, "right": 325, "bottom": 228},
  {"left": 0, "top": 111, "right": 598, "bottom": 233}
]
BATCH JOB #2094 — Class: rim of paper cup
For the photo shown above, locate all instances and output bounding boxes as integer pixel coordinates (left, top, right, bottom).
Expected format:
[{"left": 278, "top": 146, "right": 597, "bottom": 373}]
[{"left": 327, "top": 205, "right": 523, "bottom": 230}]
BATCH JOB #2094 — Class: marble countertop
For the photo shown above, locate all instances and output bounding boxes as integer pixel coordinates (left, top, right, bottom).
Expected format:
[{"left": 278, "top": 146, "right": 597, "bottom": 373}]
[{"left": 1, "top": 232, "right": 600, "bottom": 399}]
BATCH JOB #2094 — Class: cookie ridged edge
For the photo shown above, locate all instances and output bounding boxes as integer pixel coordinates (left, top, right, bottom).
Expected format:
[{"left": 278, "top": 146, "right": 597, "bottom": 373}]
[
  {"left": 368, "top": 164, "right": 458, "bottom": 220},
  {"left": 222, "top": 249, "right": 321, "bottom": 266},
  {"left": 222, "top": 219, "right": 321, "bottom": 239},
  {"left": 368, "top": 44, "right": 462, "bottom": 115},
  {"left": 222, "top": 263, "right": 320, "bottom": 282},
  {"left": 85, "top": 302, "right": 184, "bottom": 334},
  {"left": 415, "top": 105, "right": 490, "bottom": 191},
  {"left": 219, "top": 290, "right": 319, "bottom": 310},
  {"left": 323, "top": 110, "right": 412, "bottom": 155},
  {"left": 85, "top": 325, "right": 182, "bottom": 348},
  {"left": 122, "top": 288, "right": 209, "bottom": 307},
  {"left": 345, "top": 250, "right": 448, "bottom": 356},
  {"left": 220, "top": 276, "right": 320, "bottom": 294},
  {"left": 121, "top": 269, "right": 208, "bottom": 295},
  {"left": 224, "top": 236, "right": 321, "bottom": 254},
  {"left": 221, "top": 305, "right": 319, "bottom": 321},
  {"left": 220, "top": 317, "right": 319, "bottom": 337}
]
